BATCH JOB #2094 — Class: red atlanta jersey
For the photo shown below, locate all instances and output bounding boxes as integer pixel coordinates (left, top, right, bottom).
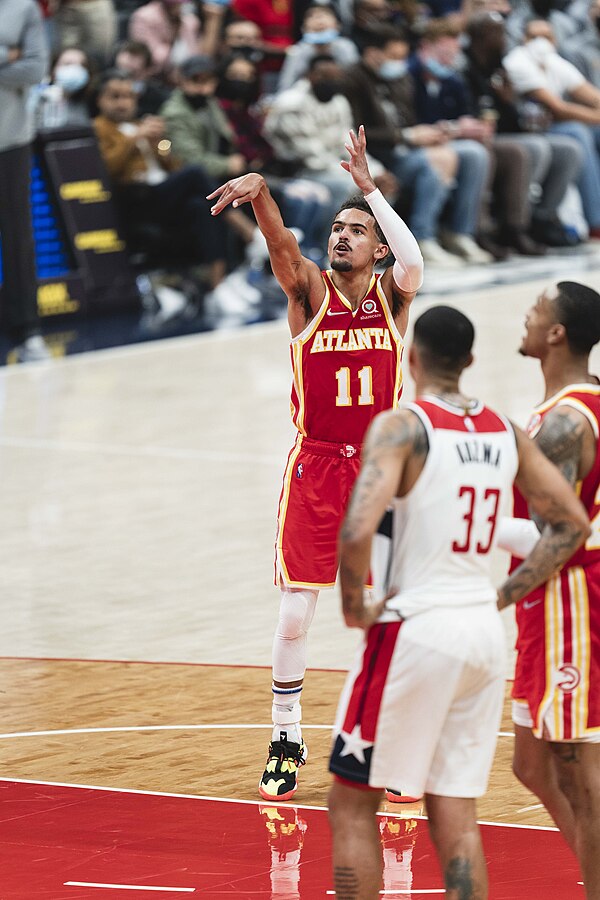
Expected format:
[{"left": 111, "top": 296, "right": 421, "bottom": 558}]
[
  {"left": 289, "top": 270, "right": 404, "bottom": 444},
  {"left": 513, "top": 384, "right": 600, "bottom": 570}
]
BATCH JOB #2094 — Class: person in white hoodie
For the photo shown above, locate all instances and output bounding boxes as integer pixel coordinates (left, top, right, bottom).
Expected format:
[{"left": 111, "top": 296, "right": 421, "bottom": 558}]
[
  {"left": 0, "top": 0, "right": 49, "bottom": 362},
  {"left": 504, "top": 19, "right": 600, "bottom": 237},
  {"left": 264, "top": 53, "right": 397, "bottom": 247}
]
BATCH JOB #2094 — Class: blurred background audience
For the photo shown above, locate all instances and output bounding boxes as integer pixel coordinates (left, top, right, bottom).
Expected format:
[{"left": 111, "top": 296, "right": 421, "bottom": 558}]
[{"left": 11, "top": 0, "right": 600, "bottom": 328}]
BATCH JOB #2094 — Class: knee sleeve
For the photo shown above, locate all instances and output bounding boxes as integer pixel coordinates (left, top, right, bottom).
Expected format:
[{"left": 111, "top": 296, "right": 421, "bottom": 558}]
[{"left": 272, "top": 589, "right": 318, "bottom": 683}]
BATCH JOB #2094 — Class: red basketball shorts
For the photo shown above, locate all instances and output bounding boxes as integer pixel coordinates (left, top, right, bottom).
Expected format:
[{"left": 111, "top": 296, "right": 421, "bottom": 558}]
[
  {"left": 274, "top": 435, "right": 362, "bottom": 589},
  {"left": 512, "top": 561, "right": 600, "bottom": 741}
]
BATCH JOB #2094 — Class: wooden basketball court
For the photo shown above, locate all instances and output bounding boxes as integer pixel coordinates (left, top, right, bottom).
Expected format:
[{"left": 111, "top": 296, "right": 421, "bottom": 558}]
[{"left": 1, "top": 263, "right": 599, "bottom": 896}]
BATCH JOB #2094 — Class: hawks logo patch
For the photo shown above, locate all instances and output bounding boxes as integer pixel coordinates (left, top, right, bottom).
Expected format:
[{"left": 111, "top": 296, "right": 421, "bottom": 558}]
[
  {"left": 361, "top": 298, "right": 377, "bottom": 315},
  {"left": 557, "top": 664, "right": 581, "bottom": 692}
]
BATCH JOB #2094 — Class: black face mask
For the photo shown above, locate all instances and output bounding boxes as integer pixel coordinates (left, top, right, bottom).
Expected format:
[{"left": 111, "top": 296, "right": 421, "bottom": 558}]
[
  {"left": 313, "top": 80, "right": 340, "bottom": 103},
  {"left": 183, "top": 92, "right": 209, "bottom": 109},
  {"left": 219, "top": 78, "right": 258, "bottom": 103},
  {"left": 231, "top": 45, "right": 264, "bottom": 64}
]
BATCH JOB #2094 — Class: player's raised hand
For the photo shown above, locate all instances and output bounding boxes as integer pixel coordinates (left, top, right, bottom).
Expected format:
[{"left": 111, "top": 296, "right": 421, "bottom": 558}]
[
  {"left": 340, "top": 125, "right": 376, "bottom": 195},
  {"left": 207, "top": 173, "right": 266, "bottom": 216}
]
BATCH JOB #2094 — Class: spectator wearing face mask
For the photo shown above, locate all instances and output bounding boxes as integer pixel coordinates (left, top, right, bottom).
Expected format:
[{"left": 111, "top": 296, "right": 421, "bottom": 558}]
[
  {"left": 276, "top": 5, "right": 359, "bottom": 93},
  {"left": 160, "top": 55, "right": 257, "bottom": 245},
  {"left": 409, "top": 19, "right": 493, "bottom": 262},
  {"left": 503, "top": 18, "right": 600, "bottom": 236},
  {"left": 216, "top": 52, "right": 335, "bottom": 256},
  {"left": 562, "top": 0, "right": 600, "bottom": 91},
  {"left": 344, "top": 27, "right": 465, "bottom": 267},
  {"left": 36, "top": 46, "right": 94, "bottom": 128},
  {"left": 464, "top": 12, "right": 582, "bottom": 249},
  {"left": 93, "top": 68, "right": 230, "bottom": 287},
  {"left": 114, "top": 40, "right": 172, "bottom": 117},
  {"left": 263, "top": 53, "right": 398, "bottom": 243},
  {"left": 231, "top": 0, "right": 296, "bottom": 90}
]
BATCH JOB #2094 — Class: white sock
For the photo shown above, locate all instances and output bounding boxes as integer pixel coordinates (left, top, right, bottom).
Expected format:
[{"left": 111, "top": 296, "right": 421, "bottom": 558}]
[{"left": 272, "top": 683, "right": 303, "bottom": 744}]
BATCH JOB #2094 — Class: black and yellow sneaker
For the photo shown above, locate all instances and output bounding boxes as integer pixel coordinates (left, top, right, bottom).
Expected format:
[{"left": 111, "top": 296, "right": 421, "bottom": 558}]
[{"left": 258, "top": 738, "right": 308, "bottom": 801}]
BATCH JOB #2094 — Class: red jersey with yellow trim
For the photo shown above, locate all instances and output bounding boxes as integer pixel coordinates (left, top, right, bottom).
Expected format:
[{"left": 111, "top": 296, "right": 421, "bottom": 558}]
[
  {"left": 512, "top": 384, "right": 600, "bottom": 740},
  {"left": 289, "top": 270, "right": 404, "bottom": 444},
  {"left": 512, "top": 383, "right": 600, "bottom": 571}
]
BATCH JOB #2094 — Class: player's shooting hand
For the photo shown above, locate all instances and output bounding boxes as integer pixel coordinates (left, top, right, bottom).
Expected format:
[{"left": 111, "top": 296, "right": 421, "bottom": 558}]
[
  {"left": 207, "top": 172, "right": 265, "bottom": 215},
  {"left": 340, "top": 125, "right": 376, "bottom": 195}
]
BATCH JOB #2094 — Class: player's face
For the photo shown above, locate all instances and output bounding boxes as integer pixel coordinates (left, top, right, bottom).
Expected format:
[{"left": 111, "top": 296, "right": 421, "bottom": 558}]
[
  {"left": 519, "top": 285, "right": 559, "bottom": 358},
  {"left": 328, "top": 209, "right": 386, "bottom": 272}
]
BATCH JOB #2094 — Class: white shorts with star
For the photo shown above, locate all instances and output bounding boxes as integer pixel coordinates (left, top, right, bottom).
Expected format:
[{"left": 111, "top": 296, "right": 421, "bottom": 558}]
[{"left": 329, "top": 603, "right": 506, "bottom": 799}]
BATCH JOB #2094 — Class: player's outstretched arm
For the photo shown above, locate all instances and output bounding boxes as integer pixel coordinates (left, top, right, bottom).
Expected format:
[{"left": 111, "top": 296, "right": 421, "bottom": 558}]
[
  {"left": 497, "top": 425, "right": 590, "bottom": 610},
  {"left": 341, "top": 126, "right": 423, "bottom": 335},
  {"left": 207, "top": 173, "right": 321, "bottom": 303},
  {"left": 339, "top": 409, "right": 425, "bottom": 628}
]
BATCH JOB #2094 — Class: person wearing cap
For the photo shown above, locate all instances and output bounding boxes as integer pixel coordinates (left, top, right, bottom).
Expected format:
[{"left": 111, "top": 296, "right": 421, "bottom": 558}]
[
  {"left": 161, "top": 55, "right": 248, "bottom": 183},
  {"left": 160, "top": 54, "right": 258, "bottom": 246}
]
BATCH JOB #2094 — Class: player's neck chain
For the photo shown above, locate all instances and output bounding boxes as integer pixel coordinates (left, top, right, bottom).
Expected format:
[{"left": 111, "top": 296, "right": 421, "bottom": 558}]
[{"left": 434, "top": 392, "right": 478, "bottom": 415}]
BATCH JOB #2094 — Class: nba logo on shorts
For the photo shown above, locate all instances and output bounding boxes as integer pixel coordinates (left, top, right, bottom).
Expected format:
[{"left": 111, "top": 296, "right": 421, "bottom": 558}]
[{"left": 296, "top": 463, "right": 303, "bottom": 479}]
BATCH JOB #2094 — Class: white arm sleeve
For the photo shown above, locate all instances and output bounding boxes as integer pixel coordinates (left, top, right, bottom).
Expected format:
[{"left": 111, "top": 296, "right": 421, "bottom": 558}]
[
  {"left": 363, "top": 188, "right": 424, "bottom": 293},
  {"left": 496, "top": 517, "right": 541, "bottom": 558}
]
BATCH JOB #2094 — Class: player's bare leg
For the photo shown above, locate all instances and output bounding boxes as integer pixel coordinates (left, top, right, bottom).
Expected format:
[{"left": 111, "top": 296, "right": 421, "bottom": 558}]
[
  {"left": 425, "top": 794, "right": 488, "bottom": 900},
  {"left": 328, "top": 780, "right": 383, "bottom": 899},
  {"left": 258, "top": 588, "right": 317, "bottom": 800},
  {"left": 513, "top": 724, "right": 576, "bottom": 851},
  {"left": 550, "top": 741, "right": 600, "bottom": 898}
]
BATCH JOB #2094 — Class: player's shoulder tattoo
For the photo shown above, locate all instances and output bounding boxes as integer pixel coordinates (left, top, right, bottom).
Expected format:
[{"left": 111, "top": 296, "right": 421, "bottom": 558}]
[
  {"left": 371, "top": 409, "right": 429, "bottom": 457},
  {"left": 536, "top": 406, "right": 586, "bottom": 485}
]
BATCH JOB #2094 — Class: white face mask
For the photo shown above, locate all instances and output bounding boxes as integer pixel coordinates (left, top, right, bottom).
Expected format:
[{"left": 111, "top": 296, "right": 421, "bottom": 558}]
[
  {"left": 526, "top": 36, "right": 556, "bottom": 63},
  {"left": 54, "top": 63, "right": 90, "bottom": 93}
]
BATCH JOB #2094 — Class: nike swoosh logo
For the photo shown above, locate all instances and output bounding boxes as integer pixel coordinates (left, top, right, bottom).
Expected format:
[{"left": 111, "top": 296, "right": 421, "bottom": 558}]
[
  {"left": 327, "top": 309, "right": 348, "bottom": 316},
  {"left": 523, "top": 598, "right": 542, "bottom": 610}
]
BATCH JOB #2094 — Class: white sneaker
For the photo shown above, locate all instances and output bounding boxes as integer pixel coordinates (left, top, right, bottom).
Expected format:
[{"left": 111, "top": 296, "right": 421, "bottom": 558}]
[
  {"left": 14, "top": 335, "right": 51, "bottom": 363},
  {"left": 417, "top": 238, "right": 466, "bottom": 268},
  {"left": 439, "top": 231, "right": 493, "bottom": 265}
]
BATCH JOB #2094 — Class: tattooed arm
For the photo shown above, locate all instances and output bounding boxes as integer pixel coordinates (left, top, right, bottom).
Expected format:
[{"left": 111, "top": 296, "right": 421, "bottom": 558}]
[
  {"left": 532, "top": 406, "right": 592, "bottom": 517},
  {"left": 339, "top": 409, "right": 428, "bottom": 628},
  {"left": 497, "top": 424, "right": 590, "bottom": 610},
  {"left": 207, "top": 173, "right": 324, "bottom": 333}
]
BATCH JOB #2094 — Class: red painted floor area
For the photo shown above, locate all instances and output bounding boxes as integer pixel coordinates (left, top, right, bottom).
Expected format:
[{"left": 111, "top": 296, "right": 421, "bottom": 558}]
[{"left": 0, "top": 779, "right": 581, "bottom": 898}]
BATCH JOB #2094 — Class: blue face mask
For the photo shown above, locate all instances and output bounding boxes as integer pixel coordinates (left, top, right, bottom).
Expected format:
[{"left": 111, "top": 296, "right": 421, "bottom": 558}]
[
  {"left": 379, "top": 59, "right": 408, "bottom": 80},
  {"left": 303, "top": 29, "right": 340, "bottom": 44},
  {"left": 425, "top": 58, "right": 454, "bottom": 80},
  {"left": 54, "top": 63, "right": 89, "bottom": 94}
]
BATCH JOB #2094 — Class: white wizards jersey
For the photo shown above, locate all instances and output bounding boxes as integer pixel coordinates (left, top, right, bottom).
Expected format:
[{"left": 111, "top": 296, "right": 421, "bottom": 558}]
[{"left": 373, "top": 395, "right": 519, "bottom": 619}]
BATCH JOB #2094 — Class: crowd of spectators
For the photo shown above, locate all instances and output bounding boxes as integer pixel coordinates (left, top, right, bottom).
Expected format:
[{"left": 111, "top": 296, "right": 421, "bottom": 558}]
[{"left": 29, "top": 0, "right": 600, "bottom": 296}]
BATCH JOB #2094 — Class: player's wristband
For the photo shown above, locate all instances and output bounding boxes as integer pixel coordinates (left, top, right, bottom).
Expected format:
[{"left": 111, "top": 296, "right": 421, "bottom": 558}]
[{"left": 496, "top": 517, "right": 540, "bottom": 558}]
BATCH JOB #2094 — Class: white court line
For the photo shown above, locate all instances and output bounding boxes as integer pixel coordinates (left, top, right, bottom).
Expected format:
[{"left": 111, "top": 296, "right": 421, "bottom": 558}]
[
  {"left": 1, "top": 778, "right": 559, "bottom": 831},
  {"left": 0, "top": 723, "right": 332, "bottom": 739},
  {"left": 517, "top": 803, "right": 544, "bottom": 813},
  {"left": 0, "top": 724, "right": 514, "bottom": 740},
  {"left": 64, "top": 883, "right": 194, "bottom": 893}
]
